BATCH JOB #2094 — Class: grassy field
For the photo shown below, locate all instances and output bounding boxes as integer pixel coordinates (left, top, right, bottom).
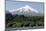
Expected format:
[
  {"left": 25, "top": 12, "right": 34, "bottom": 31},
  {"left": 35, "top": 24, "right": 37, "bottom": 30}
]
[{"left": 6, "top": 21, "right": 44, "bottom": 28}]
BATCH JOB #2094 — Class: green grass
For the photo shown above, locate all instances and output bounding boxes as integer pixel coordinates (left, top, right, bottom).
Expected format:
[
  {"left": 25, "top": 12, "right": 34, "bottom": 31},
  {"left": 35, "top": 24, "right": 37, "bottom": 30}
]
[{"left": 6, "top": 21, "right": 44, "bottom": 28}]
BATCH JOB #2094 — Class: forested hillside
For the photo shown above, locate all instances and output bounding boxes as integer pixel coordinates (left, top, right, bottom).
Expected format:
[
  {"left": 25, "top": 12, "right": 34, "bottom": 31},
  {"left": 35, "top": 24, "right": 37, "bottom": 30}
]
[{"left": 5, "top": 13, "right": 44, "bottom": 28}]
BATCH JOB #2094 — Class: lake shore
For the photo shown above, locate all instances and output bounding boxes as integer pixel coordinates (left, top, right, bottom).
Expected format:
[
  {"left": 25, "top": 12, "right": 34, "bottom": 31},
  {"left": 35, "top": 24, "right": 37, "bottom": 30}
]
[{"left": 5, "top": 26, "right": 44, "bottom": 31}]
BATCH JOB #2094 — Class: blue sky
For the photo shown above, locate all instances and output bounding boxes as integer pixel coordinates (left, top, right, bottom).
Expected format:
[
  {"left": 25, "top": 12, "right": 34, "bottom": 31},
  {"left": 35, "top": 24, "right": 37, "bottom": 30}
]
[{"left": 6, "top": 0, "right": 44, "bottom": 14}]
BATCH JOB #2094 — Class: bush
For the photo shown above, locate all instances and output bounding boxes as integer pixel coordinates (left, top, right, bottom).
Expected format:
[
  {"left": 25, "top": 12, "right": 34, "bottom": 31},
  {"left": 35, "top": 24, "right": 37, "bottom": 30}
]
[
  {"left": 8, "top": 24, "right": 13, "bottom": 27},
  {"left": 21, "top": 23, "right": 24, "bottom": 27},
  {"left": 15, "top": 22, "right": 23, "bottom": 27},
  {"left": 24, "top": 22, "right": 30, "bottom": 27}
]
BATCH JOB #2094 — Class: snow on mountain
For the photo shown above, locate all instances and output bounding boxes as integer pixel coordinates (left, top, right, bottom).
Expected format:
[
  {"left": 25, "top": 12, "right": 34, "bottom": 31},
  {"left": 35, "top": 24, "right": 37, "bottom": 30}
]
[
  {"left": 17, "top": 5, "right": 39, "bottom": 13},
  {"left": 9, "top": 5, "right": 40, "bottom": 16}
]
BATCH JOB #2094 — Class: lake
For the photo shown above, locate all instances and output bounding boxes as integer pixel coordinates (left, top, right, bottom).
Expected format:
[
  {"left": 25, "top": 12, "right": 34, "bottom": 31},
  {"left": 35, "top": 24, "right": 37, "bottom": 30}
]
[{"left": 5, "top": 26, "right": 44, "bottom": 31}]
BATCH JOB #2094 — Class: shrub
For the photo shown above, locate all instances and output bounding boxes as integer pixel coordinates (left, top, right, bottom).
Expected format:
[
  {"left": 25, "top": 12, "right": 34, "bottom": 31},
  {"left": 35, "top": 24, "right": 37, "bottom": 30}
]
[
  {"left": 15, "top": 22, "right": 23, "bottom": 27},
  {"left": 24, "top": 22, "right": 30, "bottom": 27},
  {"left": 8, "top": 24, "right": 13, "bottom": 27}
]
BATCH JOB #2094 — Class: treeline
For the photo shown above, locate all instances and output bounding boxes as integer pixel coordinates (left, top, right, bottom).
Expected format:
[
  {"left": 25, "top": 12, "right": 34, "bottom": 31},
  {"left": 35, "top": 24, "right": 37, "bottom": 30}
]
[
  {"left": 5, "top": 13, "right": 44, "bottom": 27},
  {"left": 6, "top": 13, "right": 32, "bottom": 23}
]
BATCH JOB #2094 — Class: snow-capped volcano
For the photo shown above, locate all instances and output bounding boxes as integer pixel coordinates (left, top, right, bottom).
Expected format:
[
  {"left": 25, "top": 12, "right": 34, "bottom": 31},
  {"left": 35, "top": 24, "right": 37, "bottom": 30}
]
[
  {"left": 9, "top": 5, "right": 39, "bottom": 16},
  {"left": 17, "top": 5, "right": 39, "bottom": 13}
]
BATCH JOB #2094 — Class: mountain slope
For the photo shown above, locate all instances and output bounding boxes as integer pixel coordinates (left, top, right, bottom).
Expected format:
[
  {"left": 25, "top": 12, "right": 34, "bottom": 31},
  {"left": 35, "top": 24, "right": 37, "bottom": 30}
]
[{"left": 9, "top": 5, "right": 43, "bottom": 16}]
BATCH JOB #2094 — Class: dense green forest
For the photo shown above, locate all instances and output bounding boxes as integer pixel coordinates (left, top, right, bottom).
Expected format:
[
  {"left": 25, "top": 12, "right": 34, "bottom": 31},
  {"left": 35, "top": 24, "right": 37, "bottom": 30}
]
[{"left": 5, "top": 13, "right": 44, "bottom": 28}]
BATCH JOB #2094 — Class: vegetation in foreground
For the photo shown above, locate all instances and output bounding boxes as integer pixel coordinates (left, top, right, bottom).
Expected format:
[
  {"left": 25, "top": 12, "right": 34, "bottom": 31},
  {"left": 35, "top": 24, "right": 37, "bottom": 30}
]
[{"left": 5, "top": 13, "right": 44, "bottom": 28}]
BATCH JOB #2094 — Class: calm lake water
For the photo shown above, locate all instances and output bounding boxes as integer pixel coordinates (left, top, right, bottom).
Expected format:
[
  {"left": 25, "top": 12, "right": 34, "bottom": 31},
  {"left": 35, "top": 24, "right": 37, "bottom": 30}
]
[{"left": 5, "top": 26, "right": 44, "bottom": 31}]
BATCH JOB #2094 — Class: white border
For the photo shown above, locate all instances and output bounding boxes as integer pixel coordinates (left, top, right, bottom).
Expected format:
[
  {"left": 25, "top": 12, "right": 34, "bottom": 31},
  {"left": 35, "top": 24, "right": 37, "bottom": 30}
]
[
  {"left": 44, "top": 0, "right": 46, "bottom": 30},
  {"left": 0, "top": 0, "right": 46, "bottom": 31},
  {"left": 0, "top": 0, "right": 5, "bottom": 31}
]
